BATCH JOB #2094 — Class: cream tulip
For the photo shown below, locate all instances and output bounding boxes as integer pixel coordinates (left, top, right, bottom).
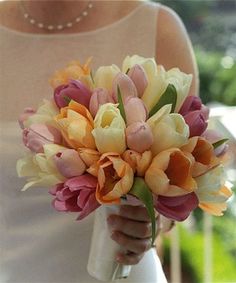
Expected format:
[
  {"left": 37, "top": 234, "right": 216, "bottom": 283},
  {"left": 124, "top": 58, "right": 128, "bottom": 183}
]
[
  {"left": 92, "top": 103, "right": 126, "bottom": 154},
  {"left": 94, "top": 64, "right": 120, "bottom": 90}
]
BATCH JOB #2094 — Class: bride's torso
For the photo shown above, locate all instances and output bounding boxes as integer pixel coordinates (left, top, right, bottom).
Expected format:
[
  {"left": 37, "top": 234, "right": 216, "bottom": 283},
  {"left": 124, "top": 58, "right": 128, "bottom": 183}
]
[{"left": 0, "top": 2, "right": 168, "bottom": 282}]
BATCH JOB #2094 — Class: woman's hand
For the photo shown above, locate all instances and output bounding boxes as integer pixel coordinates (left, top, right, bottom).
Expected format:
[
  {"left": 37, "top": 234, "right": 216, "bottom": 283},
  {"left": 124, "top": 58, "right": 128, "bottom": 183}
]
[{"left": 107, "top": 205, "right": 156, "bottom": 265}]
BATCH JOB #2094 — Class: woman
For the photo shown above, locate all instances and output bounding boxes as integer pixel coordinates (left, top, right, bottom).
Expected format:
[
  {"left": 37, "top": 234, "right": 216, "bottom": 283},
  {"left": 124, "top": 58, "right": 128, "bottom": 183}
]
[{"left": 0, "top": 1, "right": 198, "bottom": 282}]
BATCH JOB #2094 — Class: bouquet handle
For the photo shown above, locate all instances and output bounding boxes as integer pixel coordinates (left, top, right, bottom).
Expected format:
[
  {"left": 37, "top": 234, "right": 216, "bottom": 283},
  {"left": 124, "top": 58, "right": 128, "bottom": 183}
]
[{"left": 87, "top": 205, "right": 131, "bottom": 281}]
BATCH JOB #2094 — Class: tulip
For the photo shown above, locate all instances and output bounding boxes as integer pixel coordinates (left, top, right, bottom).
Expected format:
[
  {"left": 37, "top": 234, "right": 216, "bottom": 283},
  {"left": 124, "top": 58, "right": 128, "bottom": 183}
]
[
  {"left": 127, "top": 64, "right": 148, "bottom": 97},
  {"left": 89, "top": 88, "right": 114, "bottom": 117},
  {"left": 112, "top": 72, "right": 138, "bottom": 102},
  {"left": 53, "top": 149, "right": 86, "bottom": 178},
  {"left": 78, "top": 148, "right": 101, "bottom": 167},
  {"left": 18, "top": 107, "right": 36, "bottom": 129},
  {"left": 124, "top": 97, "right": 147, "bottom": 125},
  {"left": 164, "top": 68, "right": 193, "bottom": 112},
  {"left": 16, "top": 144, "right": 66, "bottom": 191},
  {"left": 126, "top": 122, "right": 153, "bottom": 153},
  {"left": 181, "top": 137, "right": 220, "bottom": 177},
  {"left": 179, "top": 96, "right": 209, "bottom": 137},
  {"left": 195, "top": 165, "right": 232, "bottom": 216},
  {"left": 50, "top": 58, "right": 92, "bottom": 89},
  {"left": 23, "top": 99, "right": 59, "bottom": 128},
  {"left": 54, "top": 80, "right": 92, "bottom": 109},
  {"left": 202, "top": 129, "right": 228, "bottom": 157},
  {"left": 122, "top": 150, "right": 152, "bottom": 177},
  {"left": 145, "top": 148, "right": 197, "bottom": 197},
  {"left": 95, "top": 153, "right": 134, "bottom": 204},
  {"left": 49, "top": 174, "right": 100, "bottom": 220},
  {"left": 23, "top": 123, "right": 62, "bottom": 153},
  {"left": 94, "top": 64, "right": 120, "bottom": 90},
  {"left": 92, "top": 103, "right": 126, "bottom": 154},
  {"left": 147, "top": 105, "right": 189, "bottom": 156},
  {"left": 54, "top": 100, "right": 96, "bottom": 150},
  {"left": 154, "top": 192, "right": 199, "bottom": 221}
]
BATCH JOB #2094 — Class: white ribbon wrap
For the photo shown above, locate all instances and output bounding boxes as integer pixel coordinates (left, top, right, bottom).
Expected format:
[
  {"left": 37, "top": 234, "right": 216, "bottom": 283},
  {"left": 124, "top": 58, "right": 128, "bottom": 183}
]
[{"left": 87, "top": 205, "right": 132, "bottom": 281}]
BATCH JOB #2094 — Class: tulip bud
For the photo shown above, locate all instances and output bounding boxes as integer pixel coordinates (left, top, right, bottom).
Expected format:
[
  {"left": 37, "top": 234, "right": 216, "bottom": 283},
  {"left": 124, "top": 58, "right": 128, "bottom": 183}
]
[
  {"left": 18, "top": 108, "right": 36, "bottom": 129},
  {"left": 184, "top": 111, "right": 208, "bottom": 137},
  {"left": 112, "top": 72, "right": 138, "bottom": 102},
  {"left": 23, "top": 124, "right": 62, "bottom": 153},
  {"left": 124, "top": 97, "right": 147, "bottom": 125},
  {"left": 89, "top": 88, "right": 114, "bottom": 117},
  {"left": 126, "top": 122, "right": 153, "bottom": 153},
  {"left": 127, "top": 64, "right": 148, "bottom": 97},
  {"left": 54, "top": 80, "right": 91, "bottom": 109},
  {"left": 53, "top": 149, "right": 86, "bottom": 178}
]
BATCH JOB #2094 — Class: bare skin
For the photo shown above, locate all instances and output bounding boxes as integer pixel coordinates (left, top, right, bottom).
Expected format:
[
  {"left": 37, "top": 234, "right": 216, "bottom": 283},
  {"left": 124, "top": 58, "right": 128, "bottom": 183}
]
[{"left": 0, "top": 0, "right": 199, "bottom": 265}]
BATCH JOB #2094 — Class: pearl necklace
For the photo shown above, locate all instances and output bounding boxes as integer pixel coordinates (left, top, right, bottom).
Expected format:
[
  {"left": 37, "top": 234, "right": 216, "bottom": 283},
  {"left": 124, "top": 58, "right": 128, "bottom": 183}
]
[{"left": 20, "top": 1, "right": 93, "bottom": 32}]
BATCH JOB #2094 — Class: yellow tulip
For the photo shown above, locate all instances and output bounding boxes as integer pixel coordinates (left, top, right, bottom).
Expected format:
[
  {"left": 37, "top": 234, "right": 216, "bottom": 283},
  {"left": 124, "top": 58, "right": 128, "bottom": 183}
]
[
  {"left": 92, "top": 103, "right": 126, "bottom": 154},
  {"left": 16, "top": 144, "right": 66, "bottom": 191},
  {"left": 95, "top": 153, "right": 134, "bottom": 204},
  {"left": 54, "top": 101, "right": 96, "bottom": 150},
  {"left": 145, "top": 148, "right": 196, "bottom": 197},
  {"left": 94, "top": 64, "right": 120, "bottom": 90},
  {"left": 24, "top": 99, "right": 59, "bottom": 128},
  {"left": 147, "top": 105, "right": 189, "bottom": 156}
]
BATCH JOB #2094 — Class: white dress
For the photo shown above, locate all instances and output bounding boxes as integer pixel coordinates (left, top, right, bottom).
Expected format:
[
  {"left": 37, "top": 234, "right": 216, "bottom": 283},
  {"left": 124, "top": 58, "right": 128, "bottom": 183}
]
[{"left": 0, "top": 2, "right": 168, "bottom": 282}]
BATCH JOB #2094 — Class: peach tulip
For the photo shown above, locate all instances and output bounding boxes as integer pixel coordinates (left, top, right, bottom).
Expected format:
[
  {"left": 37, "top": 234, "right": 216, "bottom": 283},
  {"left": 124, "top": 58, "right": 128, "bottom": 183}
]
[
  {"left": 78, "top": 148, "right": 101, "bottom": 167},
  {"left": 145, "top": 148, "right": 197, "bottom": 197},
  {"left": 181, "top": 137, "right": 220, "bottom": 177},
  {"left": 122, "top": 150, "right": 152, "bottom": 177},
  {"left": 95, "top": 153, "right": 134, "bottom": 204},
  {"left": 54, "top": 101, "right": 96, "bottom": 150}
]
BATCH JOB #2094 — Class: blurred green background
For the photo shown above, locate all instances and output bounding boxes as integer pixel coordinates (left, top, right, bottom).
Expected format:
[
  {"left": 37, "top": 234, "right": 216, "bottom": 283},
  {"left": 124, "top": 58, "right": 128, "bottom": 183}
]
[{"left": 153, "top": 1, "right": 236, "bottom": 282}]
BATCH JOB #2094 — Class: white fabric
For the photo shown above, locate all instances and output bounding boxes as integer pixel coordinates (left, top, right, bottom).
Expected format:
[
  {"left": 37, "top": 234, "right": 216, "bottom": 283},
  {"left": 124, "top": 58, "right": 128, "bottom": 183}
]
[{"left": 0, "top": 2, "right": 168, "bottom": 282}]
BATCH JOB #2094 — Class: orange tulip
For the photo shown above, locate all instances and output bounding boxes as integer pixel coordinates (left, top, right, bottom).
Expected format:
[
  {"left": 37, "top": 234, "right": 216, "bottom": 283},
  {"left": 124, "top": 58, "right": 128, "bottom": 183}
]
[
  {"left": 54, "top": 101, "right": 96, "bottom": 150},
  {"left": 122, "top": 150, "right": 152, "bottom": 177},
  {"left": 95, "top": 153, "right": 134, "bottom": 204},
  {"left": 145, "top": 148, "right": 197, "bottom": 197},
  {"left": 78, "top": 148, "right": 101, "bottom": 167},
  {"left": 181, "top": 137, "right": 220, "bottom": 177}
]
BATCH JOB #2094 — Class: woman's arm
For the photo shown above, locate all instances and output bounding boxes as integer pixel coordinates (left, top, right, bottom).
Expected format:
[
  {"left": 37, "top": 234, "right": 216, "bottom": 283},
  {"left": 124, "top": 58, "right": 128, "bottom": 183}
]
[{"left": 156, "top": 5, "right": 199, "bottom": 97}]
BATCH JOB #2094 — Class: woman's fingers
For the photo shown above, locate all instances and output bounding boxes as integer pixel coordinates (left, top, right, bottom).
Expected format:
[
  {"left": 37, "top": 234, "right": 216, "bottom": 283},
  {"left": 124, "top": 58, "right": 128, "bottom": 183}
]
[
  {"left": 119, "top": 205, "right": 150, "bottom": 222},
  {"left": 107, "top": 214, "right": 152, "bottom": 239},
  {"left": 116, "top": 251, "right": 144, "bottom": 265},
  {"left": 111, "top": 231, "right": 151, "bottom": 255}
]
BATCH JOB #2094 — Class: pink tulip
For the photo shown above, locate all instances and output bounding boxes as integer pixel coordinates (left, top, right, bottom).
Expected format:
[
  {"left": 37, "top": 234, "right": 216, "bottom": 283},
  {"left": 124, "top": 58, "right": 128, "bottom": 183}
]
[
  {"left": 127, "top": 64, "right": 148, "bottom": 97},
  {"left": 202, "top": 129, "right": 228, "bottom": 157},
  {"left": 112, "top": 72, "right": 138, "bottom": 102},
  {"left": 49, "top": 174, "right": 100, "bottom": 220},
  {"left": 23, "top": 123, "right": 62, "bottom": 153},
  {"left": 179, "top": 96, "right": 209, "bottom": 137},
  {"left": 89, "top": 88, "right": 114, "bottom": 117},
  {"left": 126, "top": 122, "right": 153, "bottom": 153},
  {"left": 53, "top": 149, "right": 86, "bottom": 178},
  {"left": 154, "top": 192, "right": 199, "bottom": 221},
  {"left": 54, "top": 80, "right": 91, "bottom": 109},
  {"left": 124, "top": 97, "right": 147, "bottom": 125},
  {"left": 18, "top": 107, "right": 36, "bottom": 129}
]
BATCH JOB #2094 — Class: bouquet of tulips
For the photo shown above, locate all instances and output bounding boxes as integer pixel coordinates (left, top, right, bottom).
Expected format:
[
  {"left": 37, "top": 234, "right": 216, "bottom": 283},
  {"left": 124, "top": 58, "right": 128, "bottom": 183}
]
[{"left": 17, "top": 55, "right": 232, "bottom": 281}]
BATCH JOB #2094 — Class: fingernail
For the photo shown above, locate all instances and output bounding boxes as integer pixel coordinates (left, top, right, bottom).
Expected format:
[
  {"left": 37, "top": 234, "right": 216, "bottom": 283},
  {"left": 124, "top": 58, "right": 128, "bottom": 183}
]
[
  {"left": 107, "top": 216, "right": 115, "bottom": 226},
  {"left": 116, "top": 255, "right": 122, "bottom": 263}
]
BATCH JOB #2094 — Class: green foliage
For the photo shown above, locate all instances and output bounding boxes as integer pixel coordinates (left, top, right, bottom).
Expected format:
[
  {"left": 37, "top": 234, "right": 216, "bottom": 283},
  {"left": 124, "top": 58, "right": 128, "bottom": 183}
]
[
  {"left": 195, "top": 48, "right": 236, "bottom": 106},
  {"left": 163, "top": 224, "right": 236, "bottom": 283}
]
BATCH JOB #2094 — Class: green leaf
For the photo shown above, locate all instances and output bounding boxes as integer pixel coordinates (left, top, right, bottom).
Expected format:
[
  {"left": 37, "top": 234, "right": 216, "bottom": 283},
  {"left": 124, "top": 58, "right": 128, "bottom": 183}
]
[
  {"left": 129, "top": 177, "right": 156, "bottom": 245},
  {"left": 212, "top": 138, "right": 229, "bottom": 149},
  {"left": 90, "top": 71, "right": 95, "bottom": 84},
  {"left": 125, "top": 68, "right": 130, "bottom": 75},
  {"left": 148, "top": 84, "right": 177, "bottom": 118},
  {"left": 117, "top": 86, "right": 127, "bottom": 123}
]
